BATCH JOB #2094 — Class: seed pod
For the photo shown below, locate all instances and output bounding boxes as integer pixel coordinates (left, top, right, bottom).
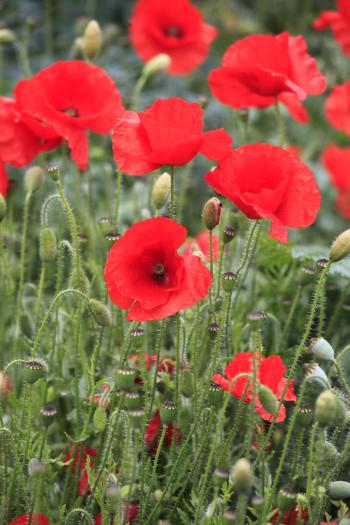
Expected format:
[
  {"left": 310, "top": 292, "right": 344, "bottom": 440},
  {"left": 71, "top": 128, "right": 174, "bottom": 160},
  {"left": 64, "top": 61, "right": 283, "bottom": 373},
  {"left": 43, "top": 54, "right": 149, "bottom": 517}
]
[
  {"left": 208, "top": 322, "right": 220, "bottom": 340},
  {"left": 127, "top": 407, "right": 145, "bottom": 428},
  {"left": 222, "top": 510, "right": 237, "bottom": 524},
  {"left": 250, "top": 495, "right": 264, "bottom": 512},
  {"left": 0, "top": 194, "right": 7, "bottom": 222},
  {"left": 143, "top": 53, "right": 171, "bottom": 78},
  {"left": 230, "top": 458, "right": 252, "bottom": 493},
  {"left": 328, "top": 480, "right": 350, "bottom": 500},
  {"left": 47, "top": 165, "right": 60, "bottom": 182},
  {"left": 315, "top": 390, "right": 337, "bottom": 427},
  {"left": 277, "top": 487, "right": 296, "bottom": 511},
  {"left": 0, "top": 28, "right": 16, "bottom": 44},
  {"left": 222, "top": 272, "right": 237, "bottom": 293},
  {"left": 40, "top": 404, "right": 57, "bottom": 427},
  {"left": 208, "top": 381, "right": 223, "bottom": 407},
  {"left": 213, "top": 467, "right": 229, "bottom": 487},
  {"left": 152, "top": 172, "right": 171, "bottom": 210},
  {"left": 123, "top": 390, "right": 142, "bottom": 409},
  {"left": 83, "top": 20, "right": 102, "bottom": 58},
  {"left": 202, "top": 197, "right": 222, "bottom": 230},
  {"left": 23, "top": 358, "right": 48, "bottom": 384},
  {"left": 297, "top": 407, "right": 313, "bottom": 427},
  {"left": 39, "top": 228, "right": 57, "bottom": 263},
  {"left": 299, "top": 265, "right": 315, "bottom": 285},
  {"left": 258, "top": 385, "right": 278, "bottom": 417},
  {"left": 180, "top": 369, "right": 194, "bottom": 398},
  {"left": 330, "top": 229, "right": 350, "bottom": 263},
  {"left": 247, "top": 310, "right": 268, "bottom": 329},
  {"left": 130, "top": 328, "right": 145, "bottom": 348},
  {"left": 222, "top": 226, "right": 236, "bottom": 244},
  {"left": 115, "top": 367, "right": 137, "bottom": 390},
  {"left": 25, "top": 166, "right": 44, "bottom": 193},
  {"left": 309, "top": 337, "right": 334, "bottom": 361},
  {"left": 89, "top": 299, "right": 112, "bottom": 327},
  {"left": 160, "top": 401, "right": 177, "bottom": 425}
]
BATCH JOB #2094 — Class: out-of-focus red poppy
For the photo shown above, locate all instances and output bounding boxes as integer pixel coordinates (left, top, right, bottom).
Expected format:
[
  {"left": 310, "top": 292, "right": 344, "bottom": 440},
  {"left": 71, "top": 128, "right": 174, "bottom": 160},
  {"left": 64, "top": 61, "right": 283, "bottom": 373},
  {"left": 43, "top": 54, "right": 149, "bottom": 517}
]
[
  {"left": 0, "top": 162, "right": 9, "bottom": 196},
  {"left": 129, "top": 0, "right": 217, "bottom": 75},
  {"left": 271, "top": 506, "right": 308, "bottom": 524},
  {"left": 128, "top": 352, "right": 175, "bottom": 375},
  {"left": 212, "top": 351, "right": 296, "bottom": 422},
  {"left": 205, "top": 143, "right": 321, "bottom": 244},
  {"left": 112, "top": 97, "right": 232, "bottom": 175},
  {"left": 325, "top": 81, "right": 350, "bottom": 136},
  {"left": 322, "top": 144, "right": 350, "bottom": 218},
  {"left": 145, "top": 410, "right": 181, "bottom": 455},
  {"left": 0, "top": 369, "right": 12, "bottom": 399},
  {"left": 313, "top": 0, "right": 350, "bottom": 57},
  {"left": 15, "top": 61, "right": 124, "bottom": 170},
  {"left": 8, "top": 515, "right": 50, "bottom": 525},
  {"left": 183, "top": 230, "right": 220, "bottom": 262},
  {"left": 104, "top": 217, "right": 212, "bottom": 321},
  {"left": 95, "top": 501, "right": 139, "bottom": 524},
  {"left": 89, "top": 383, "right": 111, "bottom": 409},
  {"left": 209, "top": 32, "right": 326, "bottom": 123},
  {"left": 64, "top": 444, "right": 97, "bottom": 496}
]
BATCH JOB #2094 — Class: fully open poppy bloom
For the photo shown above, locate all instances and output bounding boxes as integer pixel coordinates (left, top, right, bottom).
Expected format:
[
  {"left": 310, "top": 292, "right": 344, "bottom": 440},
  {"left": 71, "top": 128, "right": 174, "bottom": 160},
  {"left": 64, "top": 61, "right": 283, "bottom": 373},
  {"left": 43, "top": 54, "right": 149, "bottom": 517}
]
[
  {"left": 129, "top": 0, "right": 217, "bottom": 75},
  {"left": 183, "top": 230, "right": 220, "bottom": 261},
  {"left": 0, "top": 162, "right": 9, "bottom": 196},
  {"left": 63, "top": 444, "right": 97, "bottom": 496},
  {"left": 208, "top": 32, "right": 327, "bottom": 123},
  {"left": 325, "top": 81, "right": 350, "bottom": 136},
  {"left": 15, "top": 61, "right": 124, "bottom": 170},
  {"left": 205, "top": 143, "right": 321, "bottom": 244},
  {"left": 145, "top": 410, "right": 181, "bottom": 454},
  {"left": 112, "top": 97, "right": 232, "bottom": 175},
  {"left": 8, "top": 516, "right": 50, "bottom": 525},
  {"left": 313, "top": 0, "right": 350, "bottom": 57},
  {"left": 104, "top": 217, "right": 212, "bottom": 321},
  {"left": 322, "top": 145, "right": 350, "bottom": 218},
  {"left": 212, "top": 352, "right": 296, "bottom": 422}
]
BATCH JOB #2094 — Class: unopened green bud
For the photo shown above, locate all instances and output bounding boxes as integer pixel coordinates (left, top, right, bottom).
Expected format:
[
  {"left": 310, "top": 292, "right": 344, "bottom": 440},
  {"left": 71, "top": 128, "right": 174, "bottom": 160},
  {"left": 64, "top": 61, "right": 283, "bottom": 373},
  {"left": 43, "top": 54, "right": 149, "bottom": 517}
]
[
  {"left": 23, "top": 358, "right": 48, "bottom": 384},
  {"left": 296, "top": 493, "right": 308, "bottom": 508},
  {"left": 69, "top": 268, "right": 89, "bottom": 293},
  {"left": 39, "top": 228, "right": 57, "bottom": 263},
  {"left": 160, "top": 401, "right": 177, "bottom": 425},
  {"left": 152, "top": 172, "right": 171, "bottom": 210},
  {"left": 230, "top": 458, "right": 252, "bottom": 492},
  {"left": 328, "top": 480, "right": 350, "bottom": 500},
  {"left": 315, "top": 390, "right": 337, "bottom": 427},
  {"left": 154, "top": 489, "right": 163, "bottom": 502},
  {"left": 277, "top": 487, "right": 296, "bottom": 511},
  {"left": 180, "top": 369, "right": 194, "bottom": 398},
  {"left": 143, "top": 53, "right": 171, "bottom": 78},
  {"left": 115, "top": 367, "right": 137, "bottom": 390},
  {"left": 335, "top": 394, "right": 346, "bottom": 427},
  {"left": 0, "top": 194, "right": 7, "bottom": 221},
  {"left": 309, "top": 337, "right": 334, "bottom": 361},
  {"left": 222, "top": 272, "right": 237, "bottom": 293},
  {"left": 330, "top": 229, "right": 350, "bottom": 263},
  {"left": 83, "top": 20, "right": 102, "bottom": 58},
  {"left": 25, "top": 166, "right": 44, "bottom": 193},
  {"left": 0, "top": 28, "right": 16, "bottom": 44},
  {"left": 258, "top": 385, "right": 278, "bottom": 417},
  {"left": 89, "top": 299, "right": 112, "bottom": 327},
  {"left": 340, "top": 519, "right": 350, "bottom": 525},
  {"left": 202, "top": 197, "right": 222, "bottom": 230}
]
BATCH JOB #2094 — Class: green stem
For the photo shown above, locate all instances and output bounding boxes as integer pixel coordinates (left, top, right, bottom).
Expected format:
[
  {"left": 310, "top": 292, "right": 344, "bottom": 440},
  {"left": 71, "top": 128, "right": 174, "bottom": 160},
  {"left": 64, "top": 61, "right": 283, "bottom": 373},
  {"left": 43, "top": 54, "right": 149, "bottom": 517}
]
[
  {"left": 280, "top": 285, "right": 302, "bottom": 351},
  {"left": 114, "top": 168, "right": 122, "bottom": 228},
  {"left": 216, "top": 241, "right": 225, "bottom": 295},
  {"left": 170, "top": 166, "right": 175, "bottom": 220},
  {"left": 143, "top": 425, "right": 167, "bottom": 513},
  {"left": 55, "top": 178, "right": 80, "bottom": 274}
]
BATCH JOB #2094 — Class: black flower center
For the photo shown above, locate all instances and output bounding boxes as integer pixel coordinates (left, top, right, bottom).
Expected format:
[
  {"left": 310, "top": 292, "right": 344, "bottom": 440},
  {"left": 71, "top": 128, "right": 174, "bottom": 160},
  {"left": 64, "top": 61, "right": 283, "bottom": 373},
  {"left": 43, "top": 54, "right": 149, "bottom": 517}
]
[
  {"left": 61, "top": 107, "right": 80, "bottom": 118},
  {"left": 164, "top": 25, "right": 183, "bottom": 38},
  {"left": 152, "top": 263, "right": 167, "bottom": 284}
]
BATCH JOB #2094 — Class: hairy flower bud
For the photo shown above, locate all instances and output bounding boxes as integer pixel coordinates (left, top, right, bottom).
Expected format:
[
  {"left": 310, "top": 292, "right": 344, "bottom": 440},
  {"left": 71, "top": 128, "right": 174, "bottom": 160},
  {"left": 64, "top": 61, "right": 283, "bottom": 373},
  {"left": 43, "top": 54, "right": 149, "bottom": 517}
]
[
  {"left": 258, "top": 384, "right": 278, "bottom": 417},
  {"left": 328, "top": 481, "right": 350, "bottom": 500},
  {"left": 230, "top": 458, "right": 252, "bottom": 492},
  {"left": 309, "top": 337, "right": 334, "bottom": 361},
  {"left": 83, "top": 20, "right": 102, "bottom": 58},
  {"left": 152, "top": 172, "right": 171, "bottom": 210},
  {"left": 143, "top": 53, "right": 171, "bottom": 78},
  {"left": 69, "top": 268, "right": 89, "bottom": 294},
  {"left": 25, "top": 166, "right": 44, "bottom": 193},
  {"left": 0, "top": 194, "right": 7, "bottom": 222},
  {"left": 330, "top": 229, "right": 350, "bottom": 262},
  {"left": 39, "top": 228, "right": 57, "bottom": 263},
  {"left": 0, "top": 28, "right": 16, "bottom": 44},
  {"left": 202, "top": 197, "right": 222, "bottom": 230},
  {"left": 315, "top": 389, "right": 337, "bottom": 427},
  {"left": 89, "top": 299, "right": 112, "bottom": 327}
]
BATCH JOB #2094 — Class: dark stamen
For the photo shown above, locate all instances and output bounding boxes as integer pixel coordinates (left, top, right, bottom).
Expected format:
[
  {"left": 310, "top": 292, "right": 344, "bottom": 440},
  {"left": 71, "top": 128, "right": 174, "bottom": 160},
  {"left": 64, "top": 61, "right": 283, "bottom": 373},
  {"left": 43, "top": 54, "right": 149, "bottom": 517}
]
[
  {"left": 152, "top": 263, "right": 166, "bottom": 283},
  {"left": 164, "top": 25, "right": 183, "bottom": 38},
  {"left": 61, "top": 107, "right": 80, "bottom": 118}
]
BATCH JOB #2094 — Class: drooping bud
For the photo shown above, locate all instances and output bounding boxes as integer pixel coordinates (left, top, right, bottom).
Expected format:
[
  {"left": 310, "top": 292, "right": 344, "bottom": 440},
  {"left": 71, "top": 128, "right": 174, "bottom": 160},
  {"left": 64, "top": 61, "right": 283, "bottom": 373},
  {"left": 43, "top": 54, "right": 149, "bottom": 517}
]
[
  {"left": 202, "top": 197, "right": 222, "bottom": 230},
  {"left": 142, "top": 53, "right": 171, "bottom": 78},
  {"left": 315, "top": 389, "right": 337, "bottom": 427},
  {"left": 115, "top": 367, "right": 137, "bottom": 390},
  {"left": 83, "top": 20, "right": 102, "bottom": 58},
  {"left": 222, "top": 272, "right": 237, "bottom": 293},
  {"left": 0, "top": 28, "right": 16, "bottom": 44},
  {"left": 222, "top": 226, "right": 236, "bottom": 244},
  {"left": 23, "top": 358, "right": 48, "bottom": 384},
  {"left": 258, "top": 385, "right": 278, "bottom": 417},
  {"left": 230, "top": 458, "right": 252, "bottom": 492},
  {"left": 309, "top": 337, "right": 334, "bottom": 361},
  {"left": 328, "top": 481, "right": 350, "bottom": 500},
  {"left": 130, "top": 328, "right": 145, "bottom": 348},
  {"left": 0, "top": 194, "right": 7, "bottom": 222},
  {"left": 277, "top": 487, "right": 296, "bottom": 511},
  {"left": 152, "top": 172, "right": 171, "bottom": 210},
  {"left": 25, "top": 166, "right": 44, "bottom": 193},
  {"left": 89, "top": 299, "right": 112, "bottom": 327},
  {"left": 39, "top": 228, "right": 57, "bottom": 263},
  {"left": 160, "top": 401, "right": 177, "bottom": 425},
  {"left": 330, "top": 229, "right": 350, "bottom": 263}
]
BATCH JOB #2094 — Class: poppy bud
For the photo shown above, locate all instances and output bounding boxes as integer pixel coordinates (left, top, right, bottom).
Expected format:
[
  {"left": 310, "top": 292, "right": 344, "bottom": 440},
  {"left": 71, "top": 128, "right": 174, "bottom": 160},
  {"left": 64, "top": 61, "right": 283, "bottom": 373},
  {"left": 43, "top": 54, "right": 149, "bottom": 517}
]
[
  {"left": 202, "top": 197, "right": 222, "bottom": 230},
  {"left": 69, "top": 268, "right": 89, "bottom": 294},
  {"left": 130, "top": 328, "right": 145, "bottom": 348},
  {"left": 222, "top": 272, "right": 237, "bottom": 293},
  {"left": 222, "top": 510, "right": 237, "bottom": 524},
  {"left": 154, "top": 489, "right": 163, "bottom": 502},
  {"left": 89, "top": 299, "right": 112, "bottom": 327},
  {"left": 323, "top": 441, "right": 339, "bottom": 464},
  {"left": 142, "top": 53, "right": 171, "bottom": 78},
  {"left": 297, "top": 407, "right": 313, "bottom": 427},
  {"left": 0, "top": 28, "right": 16, "bottom": 44},
  {"left": 123, "top": 390, "right": 142, "bottom": 409},
  {"left": 208, "top": 381, "right": 223, "bottom": 407},
  {"left": 93, "top": 405, "right": 107, "bottom": 432},
  {"left": 115, "top": 367, "right": 137, "bottom": 390},
  {"left": 128, "top": 407, "right": 145, "bottom": 428},
  {"left": 330, "top": 229, "right": 350, "bottom": 263},
  {"left": 277, "top": 487, "right": 296, "bottom": 511},
  {"left": 309, "top": 337, "right": 334, "bottom": 361},
  {"left": 180, "top": 369, "right": 194, "bottom": 398},
  {"left": 39, "top": 228, "right": 57, "bottom": 263},
  {"left": 83, "top": 20, "right": 102, "bottom": 59},
  {"left": 47, "top": 165, "right": 60, "bottom": 182},
  {"left": 40, "top": 404, "right": 57, "bottom": 427},
  {"left": 315, "top": 390, "right": 337, "bottom": 427},
  {"left": 258, "top": 385, "right": 278, "bottom": 417},
  {"left": 335, "top": 394, "right": 346, "bottom": 427},
  {"left": 23, "top": 358, "right": 48, "bottom": 384},
  {"left": 25, "top": 166, "right": 44, "bottom": 193},
  {"left": 0, "top": 194, "right": 7, "bottom": 222},
  {"left": 160, "top": 401, "right": 177, "bottom": 425},
  {"left": 328, "top": 481, "right": 350, "bottom": 500},
  {"left": 208, "top": 322, "right": 220, "bottom": 340},
  {"left": 28, "top": 458, "right": 46, "bottom": 478},
  {"left": 304, "top": 362, "right": 329, "bottom": 387},
  {"left": 222, "top": 226, "right": 237, "bottom": 244},
  {"left": 152, "top": 172, "right": 171, "bottom": 210},
  {"left": 247, "top": 310, "right": 268, "bottom": 329},
  {"left": 230, "top": 458, "right": 252, "bottom": 492}
]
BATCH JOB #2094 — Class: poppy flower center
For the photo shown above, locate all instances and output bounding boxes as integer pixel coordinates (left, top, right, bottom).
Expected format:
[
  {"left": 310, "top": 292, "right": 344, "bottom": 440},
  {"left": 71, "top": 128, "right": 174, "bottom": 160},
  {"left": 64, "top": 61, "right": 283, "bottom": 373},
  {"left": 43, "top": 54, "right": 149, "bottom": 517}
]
[
  {"left": 61, "top": 107, "right": 80, "bottom": 118},
  {"left": 152, "top": 262, "right": 167, "bottom": 284},
  {"left": 164, "top": 25, "right": 184, "bottom": 38}
]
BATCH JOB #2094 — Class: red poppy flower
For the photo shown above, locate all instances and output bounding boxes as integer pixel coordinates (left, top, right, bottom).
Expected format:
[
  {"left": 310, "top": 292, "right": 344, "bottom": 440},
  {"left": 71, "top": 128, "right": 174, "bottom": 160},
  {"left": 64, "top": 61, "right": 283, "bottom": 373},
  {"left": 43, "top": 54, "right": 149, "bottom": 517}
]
[
  {"left": 8, "top": 515, "right": 50, "bottom": 525},
  {"left": 271, "top": 507, "right": 308, "bottom": 525},
  {"left": 104, "top": 217, "right": 212, "bottom": 321},
  {"left": 145, "top": 410, "right": 181, "bottom": 454},
  {"left": 0, "top": 369, "right": 12, "bottom": 399},
  {"left": 183, "top": 230, "right": 220, "bottom": 262},
  {"left": 112, "top": 97, "right": 232, "bottom": 175},
  {"left": 313, "top": 0, "right": 350, "bottom": 57},
  {"left": 205, "top": 143, "right": 321, "bottom": 244},
  {"left": 208, "top": 32, "right": 327, "bottom": 123},
  {"left": 129, "top": 0, "right": 217, "bottom": 75},
  {"left": 325, "top": 81, "right": 350, "bottom": 137},
  {"left": 95, "top": 502, "right": 139, "bottom": 524},
  {"left": 212, "top": 352, "right": 296, "bottom": 422},
  {"left": 64, "top": 444, "right": 97, "bottom": 496},
  {"left": 89, "top": 383, "right": 111, "bottom": 408},
  {"left": 15, "top": 61, "right": 124, "bottom": 170},
  {"left": 0, "top": 162, "right": 9, "bottom": 196},
  {"left": 128, "top": 352, "right": 175, "bottom": 374},
  {"left": 322, "top": 144, "right": 350, "bottom": 218}
]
